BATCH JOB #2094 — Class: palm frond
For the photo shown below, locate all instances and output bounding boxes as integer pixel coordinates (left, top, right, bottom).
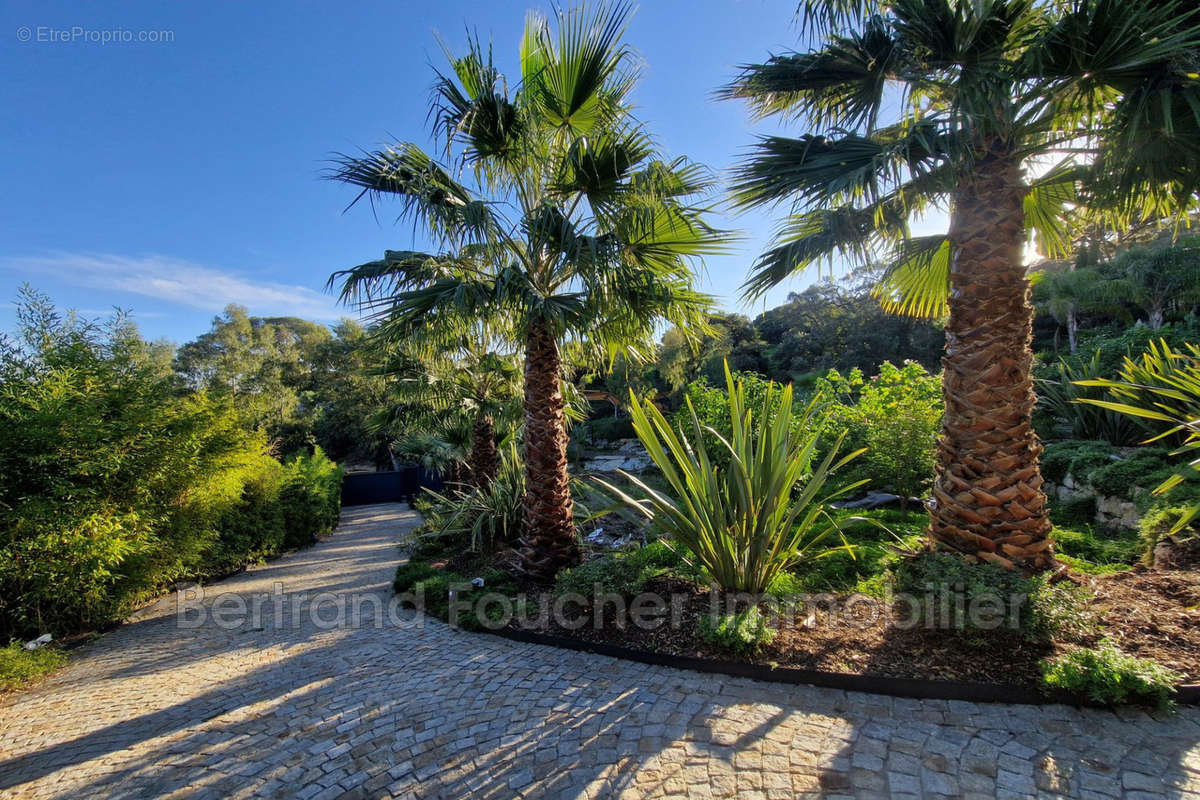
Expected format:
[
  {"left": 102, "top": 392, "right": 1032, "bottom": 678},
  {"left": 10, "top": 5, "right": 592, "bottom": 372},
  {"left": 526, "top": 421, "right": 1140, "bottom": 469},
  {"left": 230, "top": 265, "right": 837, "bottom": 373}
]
[
  {"left": 722, "top": 15, "right": 900, "bottom": 130},
  {"left": 742, "top": 204, "right": 904, "bottom": 298},
  {"left": 871, "top": 235, "right": 951, "bottom": 318}
]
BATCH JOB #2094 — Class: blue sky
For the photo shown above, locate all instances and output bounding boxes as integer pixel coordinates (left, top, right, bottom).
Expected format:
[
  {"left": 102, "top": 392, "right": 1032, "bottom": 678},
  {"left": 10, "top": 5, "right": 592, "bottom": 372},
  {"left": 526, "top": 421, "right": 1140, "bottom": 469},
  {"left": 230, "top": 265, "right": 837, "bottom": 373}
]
[{"left": 2, "top": 0, "right": 834, "bottom": 344}]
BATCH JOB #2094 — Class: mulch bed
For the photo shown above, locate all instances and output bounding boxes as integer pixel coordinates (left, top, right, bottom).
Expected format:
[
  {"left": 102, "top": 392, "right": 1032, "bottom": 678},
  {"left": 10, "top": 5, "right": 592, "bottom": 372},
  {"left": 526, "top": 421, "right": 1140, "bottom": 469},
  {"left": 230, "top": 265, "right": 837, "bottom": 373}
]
[
  {"left": 1086, "top": 566, "right": 1200, "bottom": 681},
  {"left": 499, "top": 567, "right": 1199, "bottom": 685}
]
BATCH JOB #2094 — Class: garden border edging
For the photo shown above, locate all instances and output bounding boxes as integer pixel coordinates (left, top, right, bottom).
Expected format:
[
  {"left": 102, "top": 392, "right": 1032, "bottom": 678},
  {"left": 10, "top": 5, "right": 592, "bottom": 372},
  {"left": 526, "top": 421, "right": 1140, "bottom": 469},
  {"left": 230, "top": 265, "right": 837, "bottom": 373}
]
[{"left": 489, "top": 628, "right": 1200, "bottom": 707}]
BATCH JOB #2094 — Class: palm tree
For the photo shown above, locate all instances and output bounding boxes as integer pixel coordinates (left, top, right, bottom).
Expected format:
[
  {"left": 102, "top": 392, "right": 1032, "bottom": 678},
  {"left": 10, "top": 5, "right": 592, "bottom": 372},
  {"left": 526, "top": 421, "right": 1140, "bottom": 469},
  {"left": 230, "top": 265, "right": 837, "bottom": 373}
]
[
  {"left": 329, "top": 5, "right": 724, "bottom": 580},
  {"left": 724, "top": 0, "right": 1200, "bottom": 571},
  {"left": 385, "top": 340, "right": 522, "bottom": 490}
]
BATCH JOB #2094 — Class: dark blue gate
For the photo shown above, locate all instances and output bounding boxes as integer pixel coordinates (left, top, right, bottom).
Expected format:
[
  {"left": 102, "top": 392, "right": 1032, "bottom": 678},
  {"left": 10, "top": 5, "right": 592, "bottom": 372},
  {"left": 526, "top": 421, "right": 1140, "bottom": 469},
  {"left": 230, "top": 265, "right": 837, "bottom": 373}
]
[{"left": 340, "top": 467, "right": 444, "bottom": 506}]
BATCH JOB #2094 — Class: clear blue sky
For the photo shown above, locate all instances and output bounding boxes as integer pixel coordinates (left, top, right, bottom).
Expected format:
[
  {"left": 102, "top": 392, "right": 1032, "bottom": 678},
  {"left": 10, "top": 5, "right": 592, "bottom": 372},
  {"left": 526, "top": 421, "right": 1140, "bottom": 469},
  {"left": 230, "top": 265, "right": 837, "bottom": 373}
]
[{"left": 1, "top": 0, "right": 825, "bottom": 344}]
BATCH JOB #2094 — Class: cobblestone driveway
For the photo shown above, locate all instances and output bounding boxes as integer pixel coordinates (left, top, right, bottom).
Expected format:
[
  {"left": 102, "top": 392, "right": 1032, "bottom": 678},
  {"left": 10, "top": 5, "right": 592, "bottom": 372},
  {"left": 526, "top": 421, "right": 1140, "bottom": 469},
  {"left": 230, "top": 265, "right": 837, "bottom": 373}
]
[{"left": 1, "top": 503, "right": 1198, "bottom": 799}]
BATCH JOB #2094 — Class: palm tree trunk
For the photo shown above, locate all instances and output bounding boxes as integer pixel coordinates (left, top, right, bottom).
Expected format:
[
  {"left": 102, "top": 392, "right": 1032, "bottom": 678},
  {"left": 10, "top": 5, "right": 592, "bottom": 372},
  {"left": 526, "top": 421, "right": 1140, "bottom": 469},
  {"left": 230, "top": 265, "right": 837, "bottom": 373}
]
[
  {"left": 470, "top": 413, "right": 499, "bottom": 489},
  {"left": 929, "top": 150, "right": 1054, "bottom": 572},
  {"left": 518, "top": 319, "right": 579, "bottom": 580}
]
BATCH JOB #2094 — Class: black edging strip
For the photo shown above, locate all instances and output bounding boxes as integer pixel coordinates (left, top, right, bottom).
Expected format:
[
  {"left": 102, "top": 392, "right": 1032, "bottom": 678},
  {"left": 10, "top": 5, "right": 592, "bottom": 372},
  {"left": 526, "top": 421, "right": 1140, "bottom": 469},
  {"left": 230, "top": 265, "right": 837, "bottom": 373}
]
[{"left": 490, "top": 628, "right": 1200, "bottom": 707}]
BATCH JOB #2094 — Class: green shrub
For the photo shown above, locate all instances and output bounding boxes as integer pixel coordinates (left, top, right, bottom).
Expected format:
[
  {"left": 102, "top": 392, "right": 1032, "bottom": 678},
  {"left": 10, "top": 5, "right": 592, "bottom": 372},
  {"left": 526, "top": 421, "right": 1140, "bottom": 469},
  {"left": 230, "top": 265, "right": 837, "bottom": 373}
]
[
  {"left": 604, "top": 363, "right": 862, "bottom": 593},
  {"left": 895, "top": 553, "right": 1094, "bottom": 641},
  {"left": 1040, "top": 642, "right": 1180, "bottom": 709},
  {"left": 419, "top": 442, "right": 524, "bottom": 554},
  {"left": 1050, "top": 495, "right": 1097, "bottom": 527},
  {"left": 1027, "top": 577, "right": 1097, "bottom": 643},
  {"left": 393, "top": 561, "right": 440, "bottom": 594},
  {"left": 1138, "top": 505, "right": 1200, "bottom": 564},
  {"left": 1035, "top": 352, "right": 1149, "bottom": 445},
  {"left": 1039, "top": 440, "right": 1118, "bottom": 484},
  {"left": 0, "top": 642, "right": 66, "bottom": 692},
  {"left": 409, "top": 572, "right": 465, "bottom": 622},
  {"left": 699, "top": 608, "right": 775, "bottom": 654},
  {"left": 0, "top": 291, "right": 343, "bottom": 638},
  {"left": 1089, "top": 449, "right": 1173, "bottom": 499},
  {"left": 586, "top": 417, "right": 636, "bottom": 443},
  {"left": 555, "top": 540, "right": 694, "bottom": 598},
  {"left": 279, "top": 448, "right": 343, "bottom": 548},
  {"left": 816, "top": 361, "right": 942, "bottom": 504},
  {"left": 1051, "top": 523, "right": 1141, "bottom": 567}
]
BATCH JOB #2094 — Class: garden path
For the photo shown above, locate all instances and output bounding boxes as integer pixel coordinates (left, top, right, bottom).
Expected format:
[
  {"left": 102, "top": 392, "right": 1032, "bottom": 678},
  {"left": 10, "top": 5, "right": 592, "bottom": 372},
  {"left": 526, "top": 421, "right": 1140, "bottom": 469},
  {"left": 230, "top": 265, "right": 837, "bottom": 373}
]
[{"left": 1, "top": 503, "right": 1198, "bottom": 799}]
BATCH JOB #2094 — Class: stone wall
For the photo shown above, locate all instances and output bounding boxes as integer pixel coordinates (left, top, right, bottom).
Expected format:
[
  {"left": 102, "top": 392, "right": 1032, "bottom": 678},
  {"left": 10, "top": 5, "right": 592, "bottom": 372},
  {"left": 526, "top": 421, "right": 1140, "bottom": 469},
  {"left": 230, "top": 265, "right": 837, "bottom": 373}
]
[{"left": 1047, "top": 472, "right": 1142, "bottom": 529}]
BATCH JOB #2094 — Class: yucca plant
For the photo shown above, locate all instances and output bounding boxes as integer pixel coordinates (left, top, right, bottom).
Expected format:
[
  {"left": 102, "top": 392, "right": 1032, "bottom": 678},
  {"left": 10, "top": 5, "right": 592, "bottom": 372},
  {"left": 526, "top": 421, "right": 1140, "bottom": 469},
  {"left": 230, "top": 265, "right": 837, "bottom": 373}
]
[
  {"left": 422, "top": 442, "right": 526, "bottom": 553},
  {"left": 1036, "top": 352, "right": 1148, "bottom": 445},
  {"left": 597, "top": 364, "right": 865, "bottom": 593},
  {"left": 1078, "top": 340, "right": 1200, "bottom": 532}
]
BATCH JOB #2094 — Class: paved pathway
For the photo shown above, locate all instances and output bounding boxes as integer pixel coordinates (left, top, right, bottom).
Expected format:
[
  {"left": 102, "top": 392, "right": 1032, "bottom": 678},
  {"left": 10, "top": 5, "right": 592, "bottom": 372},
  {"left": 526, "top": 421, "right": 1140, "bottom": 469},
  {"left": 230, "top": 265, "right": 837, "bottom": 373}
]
[{"left": 1, "top": 503, "right": 1198, "bottom": 799}]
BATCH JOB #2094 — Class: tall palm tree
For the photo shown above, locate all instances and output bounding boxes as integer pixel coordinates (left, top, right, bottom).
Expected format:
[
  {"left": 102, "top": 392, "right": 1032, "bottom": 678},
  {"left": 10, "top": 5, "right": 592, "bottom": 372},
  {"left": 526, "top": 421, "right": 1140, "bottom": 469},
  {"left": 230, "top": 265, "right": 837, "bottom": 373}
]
[
  {"left": 724, "top": 0, "right": 1200, "bottom": 571},
  {"left": 329, "top": 5, "right": 724, "bottom": 580}
]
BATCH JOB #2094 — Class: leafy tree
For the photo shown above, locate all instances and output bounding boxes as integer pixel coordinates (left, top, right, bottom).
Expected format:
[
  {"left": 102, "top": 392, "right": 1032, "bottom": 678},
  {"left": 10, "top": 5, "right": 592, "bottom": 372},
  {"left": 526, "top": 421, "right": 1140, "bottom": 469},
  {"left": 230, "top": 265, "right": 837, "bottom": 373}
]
[
  {"left": 174, "top": 304, "right": 331, "bottom": 451},
  {"left": 724, "top": 0, "right": 1200, "bottom": 571},
  {"left": 309, "top": 320, "right": 394, "bottom": 467},
  {"left": 754, "top": 274, "right": 943, "bottom": 382},
  {"left": 656, "top": 313, "right": 768, "bottom": 393},
  {"left": 0, "top": 289, "right": 342, "bottom": 637},
  {"left": 817, "top": 361, "right": 942, "bottom": 508},
  {"left": 328, "top": 5, "right": 723, "bottom": 580}
]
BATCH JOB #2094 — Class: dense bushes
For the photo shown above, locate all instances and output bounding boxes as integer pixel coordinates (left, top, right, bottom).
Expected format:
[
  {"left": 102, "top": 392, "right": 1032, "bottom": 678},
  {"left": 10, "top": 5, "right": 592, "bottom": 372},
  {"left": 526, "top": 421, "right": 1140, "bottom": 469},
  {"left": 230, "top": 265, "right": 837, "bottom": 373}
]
[
  {"left": 816, "top": 361, "right": 942, "bottom": 503},
  {"left": 0, "top": 292, "right": 342, "bottom": 639}
]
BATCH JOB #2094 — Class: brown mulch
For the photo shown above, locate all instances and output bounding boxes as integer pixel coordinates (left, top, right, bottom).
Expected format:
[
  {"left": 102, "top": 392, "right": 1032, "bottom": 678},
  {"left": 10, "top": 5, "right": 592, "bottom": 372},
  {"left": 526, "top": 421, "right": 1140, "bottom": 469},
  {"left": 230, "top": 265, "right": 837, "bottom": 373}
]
[
  {"left": 503, "top": 567, "right": 1200, "bottom": 686},
  {"left": 1085, "top": 566, "right": 1200, "bottom": 682}
]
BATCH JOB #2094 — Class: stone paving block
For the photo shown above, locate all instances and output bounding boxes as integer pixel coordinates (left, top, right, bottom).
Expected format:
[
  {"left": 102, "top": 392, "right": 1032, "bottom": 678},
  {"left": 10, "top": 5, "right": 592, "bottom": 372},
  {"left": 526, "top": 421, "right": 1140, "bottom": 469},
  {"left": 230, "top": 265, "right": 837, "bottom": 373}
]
[{"left": 0, "top": 502, "right": 1196, "bottom": 800}]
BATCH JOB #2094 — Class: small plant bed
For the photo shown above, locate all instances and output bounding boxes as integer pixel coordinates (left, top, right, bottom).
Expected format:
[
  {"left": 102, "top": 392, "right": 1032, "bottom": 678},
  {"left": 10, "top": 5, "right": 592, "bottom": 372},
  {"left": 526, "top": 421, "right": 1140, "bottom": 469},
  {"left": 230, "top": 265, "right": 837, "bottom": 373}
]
[
  {"left": 0, "top": 642, "right": 66, "bottom": 694},
  {"left": 395, "top": 538, "right": 1198, "bottom": 706}
]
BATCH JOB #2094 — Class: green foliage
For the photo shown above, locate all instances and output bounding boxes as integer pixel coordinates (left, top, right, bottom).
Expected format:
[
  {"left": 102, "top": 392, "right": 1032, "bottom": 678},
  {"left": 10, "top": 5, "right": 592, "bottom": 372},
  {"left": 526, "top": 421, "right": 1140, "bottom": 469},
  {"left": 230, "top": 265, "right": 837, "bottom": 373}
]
[
  {"left": 1040, "top": 642, "right": 1181, "bottom": 709},
  {"left": 1051, "top": 495, "right": 1097, "bottom": 527},
  {"left": 0, "top": 290, "right": 342, "bottom": 639},
  {"left": 393, "top": 561, "right": 441, "bottom": 594},
  {"left": 604, "top": 364, "right": 862, "bottom": 593},
  {"left": 753, "top": 276, "right": 944, "bottom": 385},
  {"left": 787, "top": 509, "right": 925, "bottom": 594},
  {"left": 0, "top": 643, "right": 66, "bottom": 693},
  {"left": 279, "top": 448, "right": 343, "bottom": 548},
  {"left": 699, "top": 608, "right": 775, "bottom": 654},
  {"left": 1138, "top": 505, "right": 1199, "bottom": 563},
  {"left": 554, "top": 540, "right": 697, "bottom": 598},
  {"left": 1050, "top": 523, "right": 1140, "bottom": 567},
  {"left": 894, "top": 553, "right": 1094, "bottom": 642},
  {"left": 1080, "top": 340, "right": 1200, "bottom": 533},
  {"left": 1039, "top": 441, "right": 1118, "bottom": 484},
  {"left": 675, "top": 369, "right": 791, "bottom": 469},
  {"left": 583, "top": 416, "right": 636, "bottom": 444},
  {"left": 816, "top": 361, "right": 941, "bottom": 502},
  {"left": 420, "top": 443, "right": 525, "bottom": 553},
  {"left": 1035, "top": 352, "right": 1148, "bottom": 445},
  {"left": 1089, "top": 449, "right": 1175, "bottom": 500}
]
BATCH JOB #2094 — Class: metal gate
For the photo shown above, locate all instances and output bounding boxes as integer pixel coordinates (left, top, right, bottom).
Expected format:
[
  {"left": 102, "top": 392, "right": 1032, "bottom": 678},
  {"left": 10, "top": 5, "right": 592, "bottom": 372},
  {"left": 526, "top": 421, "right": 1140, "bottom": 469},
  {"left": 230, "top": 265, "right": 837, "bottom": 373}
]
[{"left": 340, "top": 468, "right": 444, "bottom": 506}]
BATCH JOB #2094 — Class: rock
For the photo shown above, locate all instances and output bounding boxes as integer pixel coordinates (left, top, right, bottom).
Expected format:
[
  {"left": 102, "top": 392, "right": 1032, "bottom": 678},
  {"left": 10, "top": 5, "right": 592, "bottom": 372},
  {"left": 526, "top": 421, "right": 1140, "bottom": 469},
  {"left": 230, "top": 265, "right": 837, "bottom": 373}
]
[
  {"left": 582, "top": 454, "right": 652, "bottom": 473},
  {"left": 831, "top": 492, "right": 924, "bottom": 510},
  {"left": 24, "top": 633, "right": 52, "bottom": 651}
]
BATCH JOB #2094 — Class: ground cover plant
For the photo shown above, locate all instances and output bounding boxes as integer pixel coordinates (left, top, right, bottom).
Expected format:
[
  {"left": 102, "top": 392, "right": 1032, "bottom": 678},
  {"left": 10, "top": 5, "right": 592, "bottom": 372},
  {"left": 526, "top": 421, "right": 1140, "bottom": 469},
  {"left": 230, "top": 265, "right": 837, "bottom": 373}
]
[{"left": 0, "top": 642, "right": 66, "bottom": 693}]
